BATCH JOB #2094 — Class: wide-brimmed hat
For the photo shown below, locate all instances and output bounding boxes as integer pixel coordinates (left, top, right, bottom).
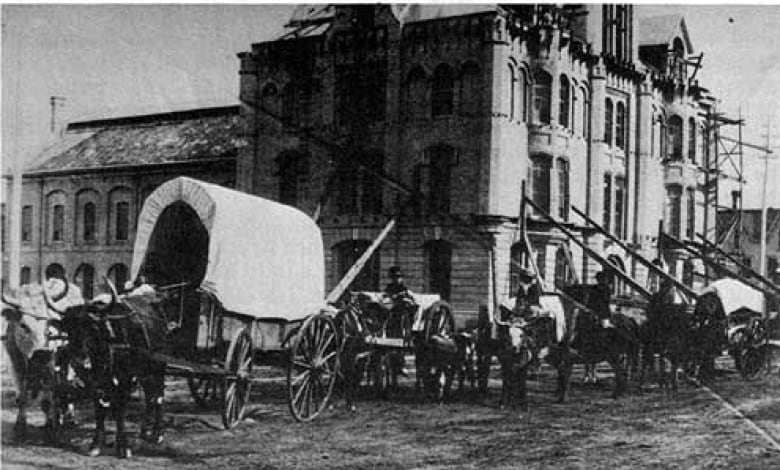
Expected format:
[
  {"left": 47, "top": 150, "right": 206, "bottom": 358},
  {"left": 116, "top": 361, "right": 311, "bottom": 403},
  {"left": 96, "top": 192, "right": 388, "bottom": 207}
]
[{"left": 388, "top": 266, "right": 404, "bottom": 278}]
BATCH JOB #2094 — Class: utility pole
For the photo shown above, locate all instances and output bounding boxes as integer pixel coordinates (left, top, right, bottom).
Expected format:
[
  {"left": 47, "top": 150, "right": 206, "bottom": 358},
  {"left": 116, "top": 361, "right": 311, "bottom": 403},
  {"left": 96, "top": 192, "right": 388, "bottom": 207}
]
[
  {"left": 7, "top": 18, "right": 23, "bottom": 291},
  {"left": 50, "top": 96, "right": 66, "bottom": 134},
  {"left": 759, "top": 120, "right": 776, "bottom": 279}
]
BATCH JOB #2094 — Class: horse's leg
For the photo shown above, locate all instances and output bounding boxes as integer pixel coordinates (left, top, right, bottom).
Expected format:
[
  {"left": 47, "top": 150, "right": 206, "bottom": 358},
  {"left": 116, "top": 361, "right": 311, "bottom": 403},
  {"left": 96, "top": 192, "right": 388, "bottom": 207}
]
[
  {"left": 556, "top": 346, "right": 571, "bottom": 404},
  {"left": 113, "top": 387, "right": 132, "bottom": 459},
  {"left": 87, "top": 396, "right": 107, "bottom": 457},
  {"left": 517, "top": 365, "right": 529, "bottom": 412},
  {"left": 499, "top": 353, "right": 511, "bottom": 409},
  {"left": 610, "top": 354, "right": 626, "bottom": 399},
  {"left": 441, "top": 364, "right": 455, "bottom": 404},
  {"left": 476, "top": 345, "right": 491, "bottom": 395},
  {"left": 141, "top": 362, "right": 165, "bottom": 445}
]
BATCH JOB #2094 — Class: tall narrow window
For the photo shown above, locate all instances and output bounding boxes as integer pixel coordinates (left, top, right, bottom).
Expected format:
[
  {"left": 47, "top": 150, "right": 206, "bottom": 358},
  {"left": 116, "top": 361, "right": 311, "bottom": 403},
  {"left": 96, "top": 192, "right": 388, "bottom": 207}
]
[
  {"left": 668, "top": 115, "right": 683, "bottom": 160},
  {"left": 559, "top": 75, "right": 570, "bottom": 128},
  {"left": 334, "top": 240, "right": 380, "bottom": 292},
  {"left": 432, "top": 64, "right": 454, "bottom": 117},
  {"left": 21, "top": 205, "right": 32, "bottom": 242},
  {"left": 428, "top": 145, "right": 452, "bottom": 214},
  {"left": 533, "top": 71, "right": 552, "bottom": 124},
  {"left": 108, "top": 264, "right": 129, "bottom": 290},
  {"left": 615, "top": 176, "right": 626, "bottom": 238},
  {"left": 616, "top": 102, "right": 626, "bottom": 150},
  {"left": 116, "top": 201, "right": 129, "bottom": 241},
  {"left": 580, "top": 87, "right": 589, "bottom": 137},
  {"left": 361, "top": 151, "right": 384, "bottom": 214},
  {"left": 459, "top": 62, "right": 480, "bottom": 116},
  {"left": 554, "top": 247, "right": 570, "bottom": 291},
  {"left": 604, "top": 99, "right": 613, "bottom": 146},
  {"left": 603, "top": 174, "right": 612, "bottom": 232},
  {"left": 406, "top": 67, "right": 427, "bottom": 119},
  {"left": 530, "top": 156, "right": 551, "bottom": 214},
  {"left": 666, "top": 186, "right": 682, "bottom": 237},
  {"left": 20, "top": 267, "right": 31, "bottom": 286},
  {"left": 425, "top": 240, "right": 452, "bottom": 300},
  {"left": 83, "top": 202, "right": 96, "bottom": 241},
  {"left": 688, "top": 117, "right": 697, "bottom": 163},
  {"left": 507, "top": 65, "right": 516, "bottom": 120},
  {"left": 277, "top": 151, "right": 309, "bottom": 206},
  {"left": 518, "top": 68, "right": 528, "bottom": 122},
  {"left": 686, "top": 187, "right": 696, "bottom": 239},
  {"left": 52, "top": 205, "right": 64, "bottom": 242},
  {"left": 557, "top": 159, "right": 570, "bottom": 221},
  {"left": 75, "top": 263, "right": 95, "bottom": 300},
  {"left": 260, "top": 83, "right": 279, "bottom": 116}
]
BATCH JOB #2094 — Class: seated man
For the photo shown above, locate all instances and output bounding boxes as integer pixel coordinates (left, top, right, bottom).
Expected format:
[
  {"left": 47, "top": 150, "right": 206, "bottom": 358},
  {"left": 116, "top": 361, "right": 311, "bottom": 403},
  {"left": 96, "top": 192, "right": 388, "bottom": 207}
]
[
  {"left": 588, "top": 270, "right": 613, "bottom": 326},
  {"left": 384, "top": 266, "right": 409, "bottom": 298},
  {"left": 513, "top": 267, "right": 543, "bottom": 321},
  {"left": 383, "top": 266, "right": 412, "bottom": 376}
]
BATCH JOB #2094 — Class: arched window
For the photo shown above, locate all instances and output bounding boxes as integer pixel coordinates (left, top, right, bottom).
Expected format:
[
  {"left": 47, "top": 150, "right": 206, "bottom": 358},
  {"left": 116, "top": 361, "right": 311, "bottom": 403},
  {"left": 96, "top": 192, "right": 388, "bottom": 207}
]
[
  {"left": 424, "top": 240, "right": 452, "bottom": 300},
  {"left": 277, "top": 150, "right": 309, "bottom": 206},
  {"left": 74, "top": 263, "right": 95, "bottom": 300},
  {"left": 580, "top": 87, "right": 589, "bottom": 137},
  {"left": 459, "top": 62, "right": 481, "bottom": 116},
  {"left": 507, "top": 64, "right": 516, "bottom": 120},
  {"left": 682, "top": 260, "right": 694, "bottom": 287},
  {"left": 607, "top": 255, "right": 626, "bottom": 296},
  {"left": 20, "top": 266, "right": 31, "bottom": 286},
  {"left": 21, "top": 205, "right": 32, "bottom": 242},
  {"left": 432, "top": 64, "right": 454, "bottom": 117},
  {"left": 406, "top": 67, "right": 427, "bottom": 119},
  {"left": 533, "top": 71, "right": 552, "bottom": 124},
  {"left": 46, "top": 191, "right": 67, "bottom": 243},
  {"left": 333, "top": 240, "right": 380, "bottom": 292},
  {"left": 109, "top": 187, "right": 132, "bottom": 242},
  {"left": 604, "top": 99, "right": 613, "bottom": 146},
  {"left": 107, "top": 263, "right": 129, "bottom": 290},
  {"left": 559, "top": 75, "right": 570, "bottom": 128},
  {"left": 45, "top": 263, "right": 65, "bottom": 280},
  {"left": 426, "top": 145, "right": 453, "bottom": 214},
  {"left": 76, "top": 189, "right": 99, "bottom": 243},
  {"left": 557, "top": 159, "right": 570, "bottom": 221},
  {"left": 334, "top": 149, "right": 384, "bottom": 215},
  {"left": 616, "top": 102, "right": 626, "bottom": 150},
  {"left": 665, "top": 185, "right": 682, "bottom": 237},
  {"left": 686, "top": 187, "right": 696, "bottom": 239},
  {"left": 688, "top": 117, "right": 697, "bottom": 163},
  {"left": 517, "top": 68, "right": 528, "bottom": 122},
  {"left": 529, "top": 156, "right": 551, "bottom": 214},
  {"left": 668, "top": 115, "right": 683, "bottom": 160}
]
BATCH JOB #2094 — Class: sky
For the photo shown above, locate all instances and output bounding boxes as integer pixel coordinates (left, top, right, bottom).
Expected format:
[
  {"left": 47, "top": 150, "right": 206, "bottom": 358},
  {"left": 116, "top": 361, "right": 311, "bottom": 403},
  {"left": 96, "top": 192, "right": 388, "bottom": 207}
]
[{"left": 2, "top": 3, "right": 779, "bottom": 209}]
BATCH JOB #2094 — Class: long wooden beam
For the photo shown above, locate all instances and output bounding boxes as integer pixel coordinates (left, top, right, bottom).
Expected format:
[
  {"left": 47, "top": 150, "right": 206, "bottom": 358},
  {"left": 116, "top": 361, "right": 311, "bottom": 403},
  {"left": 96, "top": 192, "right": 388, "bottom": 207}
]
[
  {"left": 326, "top": 218, "right": 396, "bottom": 304},
  {"left": 524, "top": 198, "right": 652, "bottom": 299},
  {"left": 571, "top": 205, "right": 697, "bottom": 300},
  {"left": 695, "top": 233, "right": 780, "bottom": 297}
]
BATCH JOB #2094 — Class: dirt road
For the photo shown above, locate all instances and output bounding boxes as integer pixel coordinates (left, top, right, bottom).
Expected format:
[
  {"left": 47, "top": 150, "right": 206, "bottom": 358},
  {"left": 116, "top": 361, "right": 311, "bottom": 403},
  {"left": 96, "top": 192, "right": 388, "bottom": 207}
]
[{"left": 2, "top": 359, "right": 779, "bottom": 470}]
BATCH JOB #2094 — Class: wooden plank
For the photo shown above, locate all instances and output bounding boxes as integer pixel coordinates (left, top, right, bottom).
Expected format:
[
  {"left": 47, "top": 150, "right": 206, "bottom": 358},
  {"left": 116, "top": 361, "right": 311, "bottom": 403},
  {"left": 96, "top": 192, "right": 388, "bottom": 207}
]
[
  {"left": 326, "top": 218, "right": 396, "bottom": 304},
  {"left": 572, "top": 205, "right": 697, "bottom": 300}
]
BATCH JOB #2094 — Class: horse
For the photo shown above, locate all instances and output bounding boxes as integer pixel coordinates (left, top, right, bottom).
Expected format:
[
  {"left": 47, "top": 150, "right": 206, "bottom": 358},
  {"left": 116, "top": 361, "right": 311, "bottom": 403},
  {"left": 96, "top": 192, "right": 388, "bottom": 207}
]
[
  {"left": 549, "top": 285, "right": 641, "bottom": 401},
  {"left": 2, "top": 281, "right": 82, "bottom": 442}
]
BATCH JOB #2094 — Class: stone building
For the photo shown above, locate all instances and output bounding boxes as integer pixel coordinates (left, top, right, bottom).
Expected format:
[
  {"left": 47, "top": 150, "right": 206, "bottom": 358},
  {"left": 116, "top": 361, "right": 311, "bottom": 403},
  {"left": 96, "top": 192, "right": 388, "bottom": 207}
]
[
  {"left": 717, "top": 208, "right": 780, "bottom": 286},
  {"left": 1, "top": 105, "right": 242, "bottom": 297},
  {"left": 236, "top": 4, "right": 719, "bottom": 325}
]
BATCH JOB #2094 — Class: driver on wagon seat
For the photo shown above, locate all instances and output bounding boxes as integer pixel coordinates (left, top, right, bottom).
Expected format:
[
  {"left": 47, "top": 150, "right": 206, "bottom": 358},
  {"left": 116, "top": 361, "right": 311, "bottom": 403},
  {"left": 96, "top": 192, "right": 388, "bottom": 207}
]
[
  {"left": 383, "top": 266, "right": 410, "bottom": 377},
  {"left": 513, "top": 267, "right": 543, "bottom": 321},
  {"left": 589, "top": 270, "right": 614, "bottom": 327}
]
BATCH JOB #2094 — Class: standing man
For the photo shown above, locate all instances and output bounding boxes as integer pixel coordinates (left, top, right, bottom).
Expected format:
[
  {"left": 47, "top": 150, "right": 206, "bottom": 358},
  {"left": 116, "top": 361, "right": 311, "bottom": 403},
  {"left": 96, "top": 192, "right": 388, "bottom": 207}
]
[{"left": 514, "top": 267, "right": 543, "bottom": 320}]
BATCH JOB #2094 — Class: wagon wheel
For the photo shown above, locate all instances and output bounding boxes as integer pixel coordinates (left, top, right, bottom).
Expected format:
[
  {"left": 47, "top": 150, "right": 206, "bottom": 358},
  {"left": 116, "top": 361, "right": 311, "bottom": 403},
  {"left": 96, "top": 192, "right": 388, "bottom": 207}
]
[
  {"left": 222, "top": 326, "right": 253, "bottom": 429},
  {"left": 188, "top": 376, "right": 223, "bottom": 408},
  {"left": 738, "top": 318, "right": 768, "bottom": 380},
  {"left": 287, "top": 313, "right": 340, "bottom": 422}
]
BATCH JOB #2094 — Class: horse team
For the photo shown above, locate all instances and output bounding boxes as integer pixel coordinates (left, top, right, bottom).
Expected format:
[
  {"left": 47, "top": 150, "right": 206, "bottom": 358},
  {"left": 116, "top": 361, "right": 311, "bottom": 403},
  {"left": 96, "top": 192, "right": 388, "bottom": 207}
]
[{"left": 2, "top": 272, "right": 717, "bottom": 459}]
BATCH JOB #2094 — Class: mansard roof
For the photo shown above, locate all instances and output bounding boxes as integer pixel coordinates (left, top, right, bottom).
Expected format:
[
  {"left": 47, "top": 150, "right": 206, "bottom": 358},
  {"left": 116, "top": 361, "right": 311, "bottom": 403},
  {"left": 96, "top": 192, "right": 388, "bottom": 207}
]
[
  {"left": 26, "top": 106, "right": 244, "bottom": 175},
  {"left": 639, "top": 15, "right": 694, "bottom": 54}
]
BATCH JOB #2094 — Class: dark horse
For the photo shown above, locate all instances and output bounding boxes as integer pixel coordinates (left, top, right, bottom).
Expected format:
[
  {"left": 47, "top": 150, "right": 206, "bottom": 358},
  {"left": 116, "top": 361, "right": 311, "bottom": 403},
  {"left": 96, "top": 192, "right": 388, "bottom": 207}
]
[
  {"left": 549, "top": 285, "right": 641, "bottom": 400},
  {"left": 47, "top": 280, "right": 167, "bottom": 458}
]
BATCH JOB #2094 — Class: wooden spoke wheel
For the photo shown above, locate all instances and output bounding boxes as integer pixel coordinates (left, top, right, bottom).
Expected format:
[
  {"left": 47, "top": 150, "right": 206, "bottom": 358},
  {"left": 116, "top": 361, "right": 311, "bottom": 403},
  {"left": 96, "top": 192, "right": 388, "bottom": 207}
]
[
  {"left": 429, "top": 301, "right": 455, "bottom": 338},
  {"left": 287, "top": 313, "right": 339, "bottom": 422},
  {"left": 421, "top": 301, "right": 455, "bottom": 400},
  {"left": 188, "top": 376, "right": 223, "bottom": 408},
  {"left": 222, "top": 326, "right": 253, "bottom": 429}
]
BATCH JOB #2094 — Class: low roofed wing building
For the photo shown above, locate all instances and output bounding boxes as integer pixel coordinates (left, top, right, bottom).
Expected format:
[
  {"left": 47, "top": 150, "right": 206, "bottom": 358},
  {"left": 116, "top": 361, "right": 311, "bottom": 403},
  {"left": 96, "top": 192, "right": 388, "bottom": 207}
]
[
  {"left": 237, "top": 4, "right": 720, "bottom": 326},
  {"left": 1, "top": 106, "right": 244, "bottom": 296}
]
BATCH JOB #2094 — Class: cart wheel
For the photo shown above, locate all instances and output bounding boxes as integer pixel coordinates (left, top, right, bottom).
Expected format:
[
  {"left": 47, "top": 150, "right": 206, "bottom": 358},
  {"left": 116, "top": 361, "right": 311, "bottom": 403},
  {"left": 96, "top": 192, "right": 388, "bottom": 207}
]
[
  {"left": 288, "top": 313, "right": 339, "bottom": 422},
  {"left": 421, "top": 301, "right": 454, "bottom": 400},
  {"left": 430, "top": 301, "right": 455, "bottom": 338},
  {"left": 188, "top": 377, "right": 223, "bottom": 408},
  {"left": 739, "top": 346, "right": 766, "bottom": 380},
  {"left": 222, "top": 327, "right": 253, "bottom": 429}
]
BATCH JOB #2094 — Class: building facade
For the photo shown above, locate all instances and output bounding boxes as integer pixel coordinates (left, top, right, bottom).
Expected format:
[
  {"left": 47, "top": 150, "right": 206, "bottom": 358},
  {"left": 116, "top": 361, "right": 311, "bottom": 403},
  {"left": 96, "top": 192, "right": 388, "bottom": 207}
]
[
  {"left": 718, "top": 208, "right": 780, "bottom": 286},
  {"left": 2, "top": 106, "right": 243, "bottom": 297},
  {"left": 236, "top": 4, "right": 719, "bottom": 325}
]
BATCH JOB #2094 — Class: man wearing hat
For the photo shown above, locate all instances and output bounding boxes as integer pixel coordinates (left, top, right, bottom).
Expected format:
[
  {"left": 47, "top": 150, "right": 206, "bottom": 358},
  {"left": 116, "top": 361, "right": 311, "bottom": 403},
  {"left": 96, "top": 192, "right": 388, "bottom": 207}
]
[
  {"left": 385, "top": 266, "right": 409, "bottom": 297},
  {"left": 514, "top": 267, "right": 542, "bottom": 320}
]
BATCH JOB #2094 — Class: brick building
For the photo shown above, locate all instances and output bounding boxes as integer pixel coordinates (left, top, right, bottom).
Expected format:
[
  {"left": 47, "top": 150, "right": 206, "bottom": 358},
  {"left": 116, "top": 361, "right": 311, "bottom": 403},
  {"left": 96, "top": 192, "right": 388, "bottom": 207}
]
[
  {"left": 236, "top": 4, "right": 720, "bottom": 325},
  {"left": 1, "top": 105, "right": 243, "bottom": 297}
]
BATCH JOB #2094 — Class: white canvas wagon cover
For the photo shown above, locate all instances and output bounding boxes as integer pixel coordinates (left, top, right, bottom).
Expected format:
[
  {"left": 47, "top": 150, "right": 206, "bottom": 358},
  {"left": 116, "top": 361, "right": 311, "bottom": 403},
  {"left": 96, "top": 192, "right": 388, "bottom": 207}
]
[
  {"left": 131, "top": 177, "right": 324, "bottom": 321},
  {"left": 701, "top": 278, "right": 765, "bottom": 317}
]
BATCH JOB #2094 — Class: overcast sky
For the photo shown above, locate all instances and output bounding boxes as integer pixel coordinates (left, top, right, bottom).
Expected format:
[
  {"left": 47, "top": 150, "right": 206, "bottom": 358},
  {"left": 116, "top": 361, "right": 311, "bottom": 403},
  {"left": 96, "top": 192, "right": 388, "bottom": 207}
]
[{"left": 2, "top": 3, "right": 778, "bottom": 208}]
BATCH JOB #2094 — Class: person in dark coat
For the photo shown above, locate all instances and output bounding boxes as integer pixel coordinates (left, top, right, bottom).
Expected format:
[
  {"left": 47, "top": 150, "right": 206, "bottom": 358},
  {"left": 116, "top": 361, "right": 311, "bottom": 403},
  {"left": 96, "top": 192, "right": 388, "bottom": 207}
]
[
  {"left": 589, "top": 270, "right": 613, "bottom": 321},
  {"left": 514, "top": 267, "right": 543, "bottom": 320},
  {"left": 384, "top": 266, "right": 409, "bottom": 297}
]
